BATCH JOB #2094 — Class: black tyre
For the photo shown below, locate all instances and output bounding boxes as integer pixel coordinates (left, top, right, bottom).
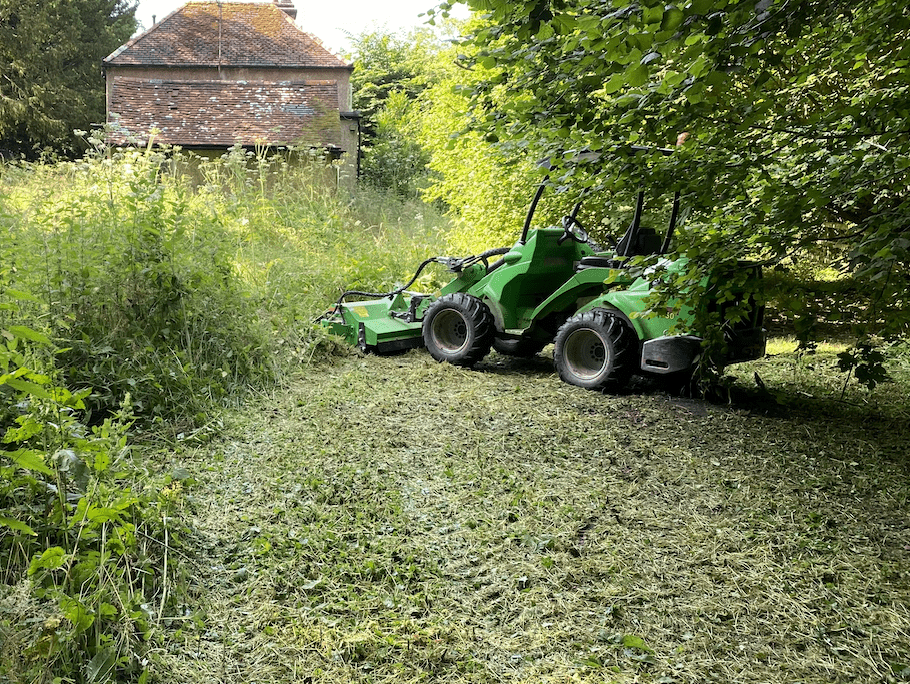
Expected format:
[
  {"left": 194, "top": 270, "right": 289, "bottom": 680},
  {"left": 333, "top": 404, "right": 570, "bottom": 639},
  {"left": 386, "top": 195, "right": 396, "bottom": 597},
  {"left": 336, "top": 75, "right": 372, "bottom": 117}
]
[
  {"left": 422, "top": 293, "right": 494, "bottom": 366},
  {"left": 492, "top": 335, "right": 546, "bottom": 358},
  {"left": 553, "top": 309, "right": 636, "bottom": 389}
]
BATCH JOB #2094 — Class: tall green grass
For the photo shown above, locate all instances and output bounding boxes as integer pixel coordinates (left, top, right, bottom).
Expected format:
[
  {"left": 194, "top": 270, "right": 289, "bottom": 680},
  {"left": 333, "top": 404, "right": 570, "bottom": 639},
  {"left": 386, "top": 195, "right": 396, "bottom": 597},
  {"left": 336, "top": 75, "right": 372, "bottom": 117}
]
[
  {"left": 0, "top": 143, "right": 452, "bottom": 426},
  {"left": 0, "top": 144, "right": 452, "bottom": 683}
]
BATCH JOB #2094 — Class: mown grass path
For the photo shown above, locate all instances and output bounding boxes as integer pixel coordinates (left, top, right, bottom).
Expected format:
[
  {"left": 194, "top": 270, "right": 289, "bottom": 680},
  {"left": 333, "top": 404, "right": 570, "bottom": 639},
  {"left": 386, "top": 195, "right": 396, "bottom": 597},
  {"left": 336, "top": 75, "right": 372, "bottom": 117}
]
[{"left": 157, "top": 351, "right": 910, "bottom": 683}]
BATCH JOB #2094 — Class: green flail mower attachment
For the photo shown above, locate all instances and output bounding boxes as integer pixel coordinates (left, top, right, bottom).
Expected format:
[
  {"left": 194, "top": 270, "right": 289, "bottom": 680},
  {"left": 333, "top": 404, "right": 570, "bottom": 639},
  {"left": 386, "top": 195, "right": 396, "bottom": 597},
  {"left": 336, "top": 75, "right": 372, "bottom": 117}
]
[
  {"left": 319, "top": 249, "right": 509, "bottom": 355},
  {"left": 321, "top": 290, "right": 430, "bottom": 354}
]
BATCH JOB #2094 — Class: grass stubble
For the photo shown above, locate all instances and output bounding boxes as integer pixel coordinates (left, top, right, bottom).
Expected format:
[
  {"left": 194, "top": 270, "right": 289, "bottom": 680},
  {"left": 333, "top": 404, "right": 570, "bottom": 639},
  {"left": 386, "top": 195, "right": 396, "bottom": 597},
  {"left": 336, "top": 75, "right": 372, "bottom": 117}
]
[{"left": 150, "top": 344, "right": 910, "bottom": 683}]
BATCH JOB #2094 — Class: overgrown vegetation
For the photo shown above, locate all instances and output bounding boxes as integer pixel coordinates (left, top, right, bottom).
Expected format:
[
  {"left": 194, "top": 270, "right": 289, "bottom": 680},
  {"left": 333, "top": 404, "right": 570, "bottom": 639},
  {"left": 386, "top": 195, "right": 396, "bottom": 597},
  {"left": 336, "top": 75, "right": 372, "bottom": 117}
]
[
  {"left": 0, "top": 318, "right": 186, "bottom": 682},
  {"left": 0, "top": 143, "right": 453, "bottom": 683},
  {"left": 0, "top": 141, "right": 450, "bottom": 426},
  {"left": 349, "top": 30, "right": 437, "bottom": 198}
]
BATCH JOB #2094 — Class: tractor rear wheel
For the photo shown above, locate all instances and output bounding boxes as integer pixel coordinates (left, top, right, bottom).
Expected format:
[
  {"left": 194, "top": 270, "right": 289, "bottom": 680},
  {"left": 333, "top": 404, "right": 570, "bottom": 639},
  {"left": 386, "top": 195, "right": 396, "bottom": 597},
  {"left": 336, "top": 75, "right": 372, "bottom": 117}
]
[
  {"left": 554, "top": 309, "right": 636, "bottom": 390},
  {"left": 423, "top": 293, "right": 494, "bottom": 367}
]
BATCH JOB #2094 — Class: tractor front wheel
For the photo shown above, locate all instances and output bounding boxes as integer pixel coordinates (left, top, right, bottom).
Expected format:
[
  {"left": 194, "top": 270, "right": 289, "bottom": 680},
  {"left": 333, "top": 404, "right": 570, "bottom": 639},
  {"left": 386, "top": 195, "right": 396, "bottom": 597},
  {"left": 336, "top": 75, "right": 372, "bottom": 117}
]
[
  {"left": 423, "top": 293, "right": 494, "bottom": 367},
  {"left": 554, "top": 309, "right": 636, "bottom": 390}
]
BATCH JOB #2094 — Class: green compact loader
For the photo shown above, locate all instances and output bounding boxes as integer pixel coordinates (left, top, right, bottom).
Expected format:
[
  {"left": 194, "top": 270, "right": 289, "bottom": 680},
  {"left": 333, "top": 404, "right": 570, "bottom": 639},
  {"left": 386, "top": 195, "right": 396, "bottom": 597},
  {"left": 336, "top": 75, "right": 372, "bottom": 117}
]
[{"left": 319, "top": 152, "right": 765, "bottom": 390}]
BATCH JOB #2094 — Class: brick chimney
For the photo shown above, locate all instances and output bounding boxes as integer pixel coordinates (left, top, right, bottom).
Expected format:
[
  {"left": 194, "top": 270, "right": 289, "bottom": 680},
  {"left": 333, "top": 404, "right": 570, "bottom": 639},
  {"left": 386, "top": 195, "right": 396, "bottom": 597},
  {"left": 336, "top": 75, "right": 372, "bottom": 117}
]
[{"left": 274, "top": 0, "right": 297, "bottom": 20}]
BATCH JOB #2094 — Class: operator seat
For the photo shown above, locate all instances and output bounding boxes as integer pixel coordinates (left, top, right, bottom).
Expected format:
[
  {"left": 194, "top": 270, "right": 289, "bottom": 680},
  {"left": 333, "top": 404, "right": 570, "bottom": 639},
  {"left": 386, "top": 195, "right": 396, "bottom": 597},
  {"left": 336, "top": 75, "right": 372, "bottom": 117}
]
[
  {"left": 575, "top": 227, "right": 663, "bottom": 271},
  {"left": 616, "top": 226, "right": 662, "bottom": 256}
]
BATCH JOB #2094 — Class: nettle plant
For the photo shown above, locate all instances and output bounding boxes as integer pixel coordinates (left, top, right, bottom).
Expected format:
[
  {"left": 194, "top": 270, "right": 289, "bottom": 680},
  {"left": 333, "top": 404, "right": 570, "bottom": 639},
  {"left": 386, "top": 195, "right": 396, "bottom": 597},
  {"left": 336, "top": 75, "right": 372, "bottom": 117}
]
[
  {"left": 13, "top": 139, "right": 274, "bottom": 425},
  {"left": 0, "top": 310, "right": 183, "bottom": 682}
]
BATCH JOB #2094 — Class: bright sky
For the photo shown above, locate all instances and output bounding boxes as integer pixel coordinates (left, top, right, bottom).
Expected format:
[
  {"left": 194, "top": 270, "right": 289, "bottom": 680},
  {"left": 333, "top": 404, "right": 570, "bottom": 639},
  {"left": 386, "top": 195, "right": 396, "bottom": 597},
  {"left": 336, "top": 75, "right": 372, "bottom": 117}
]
[{"left": 134, "top": 0, "right": 469, "bottom": 57}]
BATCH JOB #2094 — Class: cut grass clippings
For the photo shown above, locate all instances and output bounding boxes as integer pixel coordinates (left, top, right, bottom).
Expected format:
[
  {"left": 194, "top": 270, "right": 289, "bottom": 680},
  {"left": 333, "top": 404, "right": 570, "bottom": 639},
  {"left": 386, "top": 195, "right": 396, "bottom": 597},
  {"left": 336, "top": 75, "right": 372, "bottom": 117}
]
[{"left": 149, "top": 344, "right": 910, "bottom": 683}]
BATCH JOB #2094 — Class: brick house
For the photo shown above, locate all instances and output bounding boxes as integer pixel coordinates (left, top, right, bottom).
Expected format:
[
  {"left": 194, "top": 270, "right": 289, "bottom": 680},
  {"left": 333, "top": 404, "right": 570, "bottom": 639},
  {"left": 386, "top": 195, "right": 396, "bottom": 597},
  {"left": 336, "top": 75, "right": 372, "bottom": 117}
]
[{"left": 102, "top": 0, "right": 360, "bottom": 175}]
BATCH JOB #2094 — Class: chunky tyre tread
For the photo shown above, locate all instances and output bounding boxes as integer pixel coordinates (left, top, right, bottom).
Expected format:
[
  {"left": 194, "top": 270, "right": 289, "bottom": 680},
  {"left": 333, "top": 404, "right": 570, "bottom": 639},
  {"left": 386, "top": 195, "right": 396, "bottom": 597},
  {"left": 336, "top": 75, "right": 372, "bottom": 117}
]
[
  {"left": 422, "top": 293, "right": 495, "bottom": 367},
  {"left": 553, "top": 308, "right": 636, "bottom": 390}
]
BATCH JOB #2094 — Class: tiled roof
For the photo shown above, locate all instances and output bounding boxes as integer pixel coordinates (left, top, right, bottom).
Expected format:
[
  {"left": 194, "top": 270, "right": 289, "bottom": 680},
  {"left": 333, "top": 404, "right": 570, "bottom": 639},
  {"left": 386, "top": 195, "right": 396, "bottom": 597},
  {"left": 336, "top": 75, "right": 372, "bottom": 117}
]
[
  {"left": 104, "top": 1, "right": 349, "bottom": 69},
  {"left": 108, "top": 77, "right": 343, "bottom": 147}
]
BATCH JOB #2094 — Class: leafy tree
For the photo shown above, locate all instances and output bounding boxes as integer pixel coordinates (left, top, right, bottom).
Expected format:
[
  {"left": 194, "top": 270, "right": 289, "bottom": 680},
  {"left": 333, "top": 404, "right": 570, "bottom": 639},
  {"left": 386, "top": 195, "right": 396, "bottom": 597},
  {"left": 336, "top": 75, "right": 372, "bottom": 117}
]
[
  {"left": 440, "top": 0, "right": 910, "bottom": 377},
  {"left": 349, "top": 28, "right": 448, "bottom": 195},
  {"left": 420, "top": 70, "right": 540, "bottom": 251},
  {"left": 362, "top": 90, "right": 433, "bottom": 197},
  {"left": 350, "top": 31, "right": 430, "bottom": 140},
  {"left": 0, "top": 0, "right": 136, "bottom": 158}
]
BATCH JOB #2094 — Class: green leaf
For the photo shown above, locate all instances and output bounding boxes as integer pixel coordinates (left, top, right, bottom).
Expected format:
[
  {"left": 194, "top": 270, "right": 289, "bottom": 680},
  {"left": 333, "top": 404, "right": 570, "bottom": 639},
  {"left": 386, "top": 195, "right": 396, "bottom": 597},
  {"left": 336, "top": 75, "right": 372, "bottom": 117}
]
[
  {"left": 4, "top": 377, "right": 53, "bottom": 399},
  {"left": 661, "top": 7, "right": 685, "bottom": 31},
  {"left": 689, "top": 54, "right": 709, "bottom": 77},
  {"left": 7, "top": 326, "right": 51, "bottom": 345},
  {"left": 627, "top": 64, "right": 649, "bottom": 87},
  {"left": 603, "top": 72, "right": 627, "bottom": 94},
  {"left": 29, "top": 546, "right": 66, "bottom": 573},
  {"left": 614, "top": 93, "right": 644, "bottom": 108},
  {"left": 4, "top": 415, "right": 45, "bottom": 443},
  {"left": 6, "top": 449, "right": 54, "bottom": 476},
  {"left": 3, "top": 289, "right": 41, "bottom": 303},
  {"left": 642, "top": 4, "right": 664, "bottom": 25},
  {"left": 621, "top": 634, "right": 652, "bottom": 651},
  {"left": 60, "top": 595, "right": 95, "bottom": 633},
  {"left": 553, "top": 14, "right": 577, "bottom": 33},
  {"left": 86, "top": 647, "right": 117, "bottom": 682},
  {"left": 85, "top": 507, "right": 124, "bottom": 524},
  {"left": 0, "top": 515, "right": 37, "bottom": 536},
  {"left": 171, "top": 466, "right": 193, "bottom": 480},
  {"left": 683, "top": 82, "right": 706, "bottom": 103}
]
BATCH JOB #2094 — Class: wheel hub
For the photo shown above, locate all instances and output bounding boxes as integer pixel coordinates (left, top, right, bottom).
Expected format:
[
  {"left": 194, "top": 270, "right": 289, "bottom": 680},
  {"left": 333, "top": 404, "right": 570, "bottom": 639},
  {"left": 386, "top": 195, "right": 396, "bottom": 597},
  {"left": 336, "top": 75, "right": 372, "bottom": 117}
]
[
  {"left": 563, "top": 328, "right": 608, "bottom": 380},
  {"left": 432, "top": 310, "right": 468, "bottom": 353}
]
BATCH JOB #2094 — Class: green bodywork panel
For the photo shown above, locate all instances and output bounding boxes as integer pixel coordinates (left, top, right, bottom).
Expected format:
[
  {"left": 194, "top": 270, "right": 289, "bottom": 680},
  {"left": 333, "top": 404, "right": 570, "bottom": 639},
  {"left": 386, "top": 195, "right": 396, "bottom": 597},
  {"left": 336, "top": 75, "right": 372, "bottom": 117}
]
[
  {"left": 451, "top": 228, "right": 596, "bottom": 332},
  {"left": 581, "top": 267, "right": 696, "bottom": 340},
  {"left": 527, "top": 266, "right": 624, "bottom": 325}
]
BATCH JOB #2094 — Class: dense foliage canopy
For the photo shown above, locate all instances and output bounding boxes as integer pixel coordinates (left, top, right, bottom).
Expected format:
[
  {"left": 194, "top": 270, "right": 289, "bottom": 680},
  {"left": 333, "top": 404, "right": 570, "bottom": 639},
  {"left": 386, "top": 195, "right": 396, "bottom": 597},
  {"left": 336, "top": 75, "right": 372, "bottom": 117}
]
[
  {"left": 0, "top": 0, "right": 136, "bottom": 157},
  {"left": 441, "top": 0, "right": 910, "bottom": 355}
]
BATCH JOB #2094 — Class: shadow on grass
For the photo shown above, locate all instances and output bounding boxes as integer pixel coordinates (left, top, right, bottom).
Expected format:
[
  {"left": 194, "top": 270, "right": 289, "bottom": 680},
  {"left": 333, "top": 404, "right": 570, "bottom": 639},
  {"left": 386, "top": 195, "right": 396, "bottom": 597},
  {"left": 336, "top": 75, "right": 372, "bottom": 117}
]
[{"left": 477, "top": 347, "right": 909, "bottom": 467}]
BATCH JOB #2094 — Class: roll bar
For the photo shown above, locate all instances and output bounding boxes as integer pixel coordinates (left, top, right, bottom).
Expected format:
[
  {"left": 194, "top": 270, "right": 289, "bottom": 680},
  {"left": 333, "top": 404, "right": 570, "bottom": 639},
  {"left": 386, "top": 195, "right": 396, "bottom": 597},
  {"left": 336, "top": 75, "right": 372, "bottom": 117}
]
[{"left": 520, "top": 145, "right": 680, "bottom": 253}]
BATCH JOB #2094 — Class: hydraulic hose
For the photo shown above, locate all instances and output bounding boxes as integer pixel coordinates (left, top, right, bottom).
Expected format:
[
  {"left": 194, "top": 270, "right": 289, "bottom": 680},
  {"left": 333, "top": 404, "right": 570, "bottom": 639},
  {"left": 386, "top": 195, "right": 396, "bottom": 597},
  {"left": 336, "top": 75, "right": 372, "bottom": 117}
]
[
  {"left": 465, "top": 247, "right": 512, "bottom": 264},
  {"left": 332, "top": 247, "right": 511, "bottom": 309},
  {"left": 334, "top": 256, "right": 443, "bottom": 308}
]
